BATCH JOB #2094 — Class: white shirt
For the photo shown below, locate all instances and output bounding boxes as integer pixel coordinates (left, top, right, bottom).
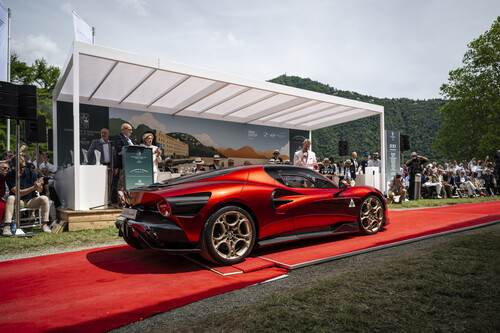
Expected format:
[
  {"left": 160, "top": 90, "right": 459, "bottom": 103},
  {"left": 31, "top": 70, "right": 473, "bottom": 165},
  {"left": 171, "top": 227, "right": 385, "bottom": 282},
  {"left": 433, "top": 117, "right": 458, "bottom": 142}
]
[{"left": 294, "top": 150, "right": 317, "bottom": 169}]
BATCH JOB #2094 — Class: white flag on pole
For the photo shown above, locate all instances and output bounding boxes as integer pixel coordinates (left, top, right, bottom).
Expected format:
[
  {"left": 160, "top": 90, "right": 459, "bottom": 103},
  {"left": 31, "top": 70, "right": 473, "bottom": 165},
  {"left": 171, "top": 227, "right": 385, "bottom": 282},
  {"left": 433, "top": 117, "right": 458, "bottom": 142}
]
[
  {"left": 72, "top": 11, "right": 92, "bottom": 44},
  {"left": 0, "top": 0, "right": 8, "bottom": 81}
]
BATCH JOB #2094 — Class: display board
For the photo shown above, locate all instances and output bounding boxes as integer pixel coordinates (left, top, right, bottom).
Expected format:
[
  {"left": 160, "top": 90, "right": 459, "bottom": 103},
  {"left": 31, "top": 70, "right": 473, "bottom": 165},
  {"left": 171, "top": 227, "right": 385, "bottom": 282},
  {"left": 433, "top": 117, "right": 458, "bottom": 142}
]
[
  {"left": 385, "top": 130, "right": 400, "bottom": 180},
  {"left": 123, "top": 145, "right": 154, "bottom": 190}
]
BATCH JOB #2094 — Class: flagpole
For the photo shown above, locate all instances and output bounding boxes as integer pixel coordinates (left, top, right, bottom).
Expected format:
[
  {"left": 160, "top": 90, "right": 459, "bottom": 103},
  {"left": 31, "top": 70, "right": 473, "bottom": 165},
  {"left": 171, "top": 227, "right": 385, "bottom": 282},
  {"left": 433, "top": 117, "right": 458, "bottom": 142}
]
[{"left": 6, "top": 7, "right": 11, "bottom": 150}]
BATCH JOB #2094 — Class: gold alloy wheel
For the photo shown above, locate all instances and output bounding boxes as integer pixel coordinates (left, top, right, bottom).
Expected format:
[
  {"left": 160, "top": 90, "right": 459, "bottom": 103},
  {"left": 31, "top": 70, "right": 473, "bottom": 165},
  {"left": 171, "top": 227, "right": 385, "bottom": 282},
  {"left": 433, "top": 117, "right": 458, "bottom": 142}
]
[
  {"left": 359, "top": 196, "right": 384, "bottom": 234},
  {"left": 211, "top": 210, "right": 253, "bottom": 260}
]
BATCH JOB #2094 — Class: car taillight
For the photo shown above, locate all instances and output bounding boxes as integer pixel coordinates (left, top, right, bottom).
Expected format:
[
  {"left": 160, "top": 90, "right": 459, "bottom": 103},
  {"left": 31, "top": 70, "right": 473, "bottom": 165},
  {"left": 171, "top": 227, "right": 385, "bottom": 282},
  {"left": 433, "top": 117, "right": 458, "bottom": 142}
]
[{"left": 157, "top": 199, "right": 171, "bottom": 217}]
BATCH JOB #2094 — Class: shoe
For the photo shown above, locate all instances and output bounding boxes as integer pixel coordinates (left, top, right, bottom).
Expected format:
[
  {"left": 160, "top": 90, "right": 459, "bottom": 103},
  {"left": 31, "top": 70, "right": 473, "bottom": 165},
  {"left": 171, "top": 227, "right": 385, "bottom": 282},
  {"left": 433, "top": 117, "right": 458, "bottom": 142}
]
[
  {"left": 2, "top": 225, "right": 12, "bottom": 236},
  {"left": 480, "top": 192, "right": 486, "bottom": 196},
  {"left": 42, "top": 224, "right": 52, "bottom": 233},
  {"left": 437, "top": 195, "right": 442, "bottom": 199}
]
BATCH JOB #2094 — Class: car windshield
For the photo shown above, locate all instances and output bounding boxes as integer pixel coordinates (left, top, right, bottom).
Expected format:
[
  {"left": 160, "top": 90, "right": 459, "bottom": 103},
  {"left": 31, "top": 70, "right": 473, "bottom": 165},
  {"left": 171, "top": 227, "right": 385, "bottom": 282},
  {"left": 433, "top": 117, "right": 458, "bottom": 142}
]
[{"left": 263, "top": 165, "right": 338, "bottom": 189}]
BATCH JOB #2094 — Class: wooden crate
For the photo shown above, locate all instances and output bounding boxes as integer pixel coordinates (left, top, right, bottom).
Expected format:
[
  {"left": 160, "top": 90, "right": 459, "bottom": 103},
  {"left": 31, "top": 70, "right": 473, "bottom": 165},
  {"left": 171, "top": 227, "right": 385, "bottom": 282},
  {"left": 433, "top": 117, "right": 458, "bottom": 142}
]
[{"left": 58, "top": 208, "right": 122, "bottom": 231}]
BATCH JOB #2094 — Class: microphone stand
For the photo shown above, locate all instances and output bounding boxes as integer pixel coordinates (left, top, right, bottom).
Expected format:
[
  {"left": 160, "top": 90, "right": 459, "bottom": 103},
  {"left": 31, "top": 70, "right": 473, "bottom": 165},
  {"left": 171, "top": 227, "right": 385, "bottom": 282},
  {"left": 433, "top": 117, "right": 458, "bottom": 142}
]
[{"left": 90, "top": 139, "right": 119, "bottom": 210}]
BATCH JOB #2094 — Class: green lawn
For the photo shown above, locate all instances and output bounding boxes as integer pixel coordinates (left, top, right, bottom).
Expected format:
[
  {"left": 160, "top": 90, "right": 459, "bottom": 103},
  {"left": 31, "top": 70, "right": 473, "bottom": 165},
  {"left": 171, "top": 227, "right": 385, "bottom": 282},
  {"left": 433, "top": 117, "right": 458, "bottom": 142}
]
[{"left": 173, "top": 227, "right": 500, "bottom": 332}]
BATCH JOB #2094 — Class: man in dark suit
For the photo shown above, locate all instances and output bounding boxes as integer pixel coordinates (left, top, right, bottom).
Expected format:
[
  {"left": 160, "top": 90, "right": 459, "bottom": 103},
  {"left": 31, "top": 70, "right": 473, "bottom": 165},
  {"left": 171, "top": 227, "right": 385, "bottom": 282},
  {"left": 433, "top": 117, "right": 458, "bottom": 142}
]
[
  {"left": 87, "top": 128, "right": 116, "bottom": 165},
  {"left": 113, "top": 123, "right": 136, "bottom": 196}
]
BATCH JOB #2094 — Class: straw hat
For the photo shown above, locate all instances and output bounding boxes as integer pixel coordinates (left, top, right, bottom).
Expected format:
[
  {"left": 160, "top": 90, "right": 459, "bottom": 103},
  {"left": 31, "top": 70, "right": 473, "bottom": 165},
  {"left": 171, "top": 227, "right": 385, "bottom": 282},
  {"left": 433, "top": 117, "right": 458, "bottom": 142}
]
[
  {"left": 194, "top": 157, "right": 204, "bottom": 164},
  {"left": 213, "top": 155, "right": 220, "bottom": 160}
]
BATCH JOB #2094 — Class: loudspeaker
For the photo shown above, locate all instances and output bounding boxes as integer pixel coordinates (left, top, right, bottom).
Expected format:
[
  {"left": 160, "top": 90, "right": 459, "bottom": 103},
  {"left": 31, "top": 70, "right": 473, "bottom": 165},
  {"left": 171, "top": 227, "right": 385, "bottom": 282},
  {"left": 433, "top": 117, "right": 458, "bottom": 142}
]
[
  {"left": 18, "top": 84, "right": 37, "bottom": 120},
  {"left": 338, "top": 140, "right": 349, "bottom": 156},
  {"left": 400, "top": 134, "right": 410, "bottom": 151},
  {"left": 0, "top": 82, "right": 37, "bottom": 119},
  {"left": 0, "top": 82, "right": 19, "bottom": 119},
  {"left": 25, "top": 115, "right": 46, "bottom": 143}
]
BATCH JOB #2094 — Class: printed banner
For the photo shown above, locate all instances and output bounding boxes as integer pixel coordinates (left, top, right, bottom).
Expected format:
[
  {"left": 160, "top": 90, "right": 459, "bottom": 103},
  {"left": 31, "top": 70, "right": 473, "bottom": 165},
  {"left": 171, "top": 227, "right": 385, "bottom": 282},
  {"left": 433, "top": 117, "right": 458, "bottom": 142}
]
[
  {"left": 385, "top": 130, "right": 400, "bottom": 180},
  {"left": 0, "top": 1, "right": 8, "bottom": 81},
  {"left": 72, "top": 11, "right": 92, "bottom": 43}
]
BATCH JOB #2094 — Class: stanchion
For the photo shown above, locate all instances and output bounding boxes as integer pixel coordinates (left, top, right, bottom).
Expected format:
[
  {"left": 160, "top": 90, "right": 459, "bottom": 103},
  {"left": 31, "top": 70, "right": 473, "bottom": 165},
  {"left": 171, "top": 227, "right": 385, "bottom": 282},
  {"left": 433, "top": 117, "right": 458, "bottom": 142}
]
[{"left": 414, "top": 173, "right": 421, "bottom": 200}]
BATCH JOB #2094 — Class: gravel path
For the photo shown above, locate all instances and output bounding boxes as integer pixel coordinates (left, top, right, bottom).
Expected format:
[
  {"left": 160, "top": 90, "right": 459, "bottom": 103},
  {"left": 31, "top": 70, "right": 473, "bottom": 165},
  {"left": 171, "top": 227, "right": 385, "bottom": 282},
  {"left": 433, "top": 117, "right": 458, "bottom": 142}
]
[{"left": 111, "top": 222, "right": 500, "bottom": 333}]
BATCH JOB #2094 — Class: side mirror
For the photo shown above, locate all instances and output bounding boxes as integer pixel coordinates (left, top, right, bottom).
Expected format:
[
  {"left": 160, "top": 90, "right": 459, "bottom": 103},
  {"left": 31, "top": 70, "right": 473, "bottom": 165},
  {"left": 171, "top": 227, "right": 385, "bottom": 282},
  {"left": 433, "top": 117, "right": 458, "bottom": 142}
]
[{"left": 339, "top": 180, "right": 351, "bottom": 189}]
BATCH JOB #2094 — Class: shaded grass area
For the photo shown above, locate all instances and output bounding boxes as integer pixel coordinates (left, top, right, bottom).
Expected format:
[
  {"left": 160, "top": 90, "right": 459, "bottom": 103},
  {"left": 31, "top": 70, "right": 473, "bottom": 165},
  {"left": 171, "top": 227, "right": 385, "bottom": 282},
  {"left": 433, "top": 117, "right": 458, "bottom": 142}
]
[
  {"left": 0, "top": 226, "right": 122, "bottom": 255},
  {"left": 387, "top": 195, "right": 500, "bottom": 209},
  {"left": 174, "top": 228, "right": 500, "bottom": 333}
]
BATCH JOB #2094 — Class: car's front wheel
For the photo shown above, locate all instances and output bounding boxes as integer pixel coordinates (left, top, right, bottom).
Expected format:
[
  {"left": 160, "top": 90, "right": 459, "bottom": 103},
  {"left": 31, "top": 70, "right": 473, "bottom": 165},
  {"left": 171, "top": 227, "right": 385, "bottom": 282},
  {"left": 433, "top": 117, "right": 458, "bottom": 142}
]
[
  {"left": 200, "top": 206, "right": 256, "bottom": 265},
  {"left": 358, "top": 195, "right": 384, "bottom": 235}
]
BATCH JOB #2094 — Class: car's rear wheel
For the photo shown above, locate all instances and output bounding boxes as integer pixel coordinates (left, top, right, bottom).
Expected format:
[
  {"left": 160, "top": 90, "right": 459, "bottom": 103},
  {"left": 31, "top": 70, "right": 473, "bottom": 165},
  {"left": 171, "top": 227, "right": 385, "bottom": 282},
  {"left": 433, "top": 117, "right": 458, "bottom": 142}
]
[
  {"left": 200, "top": 206, "right": 256, "bottom": 265},
  {"left": 358, "top": 195, "right": 384, "bottom": 235}
]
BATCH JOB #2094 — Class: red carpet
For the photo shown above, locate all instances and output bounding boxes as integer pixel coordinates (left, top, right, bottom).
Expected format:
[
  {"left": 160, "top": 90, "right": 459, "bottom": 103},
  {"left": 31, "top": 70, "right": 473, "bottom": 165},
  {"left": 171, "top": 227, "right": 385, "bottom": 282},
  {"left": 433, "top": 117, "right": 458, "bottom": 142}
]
[
  {"left": 0, "top": 247, "right": 287, "bottom": 332},
  {"left": 256, "top": 201, "right": 500, "bottom": 268},
  {"left": 0, "top": 201, "right": 498, "bottom": 332}
]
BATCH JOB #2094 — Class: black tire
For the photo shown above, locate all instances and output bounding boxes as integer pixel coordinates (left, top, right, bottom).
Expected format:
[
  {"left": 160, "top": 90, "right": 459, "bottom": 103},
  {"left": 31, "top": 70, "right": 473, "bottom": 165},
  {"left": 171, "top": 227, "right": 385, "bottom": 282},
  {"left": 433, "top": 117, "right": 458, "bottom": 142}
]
[
  {"left": 358, "top": 195, "right": 384, "bottom": 235},
  {"left": 200, "top": 206, "right": 256, "bottom": 265}
]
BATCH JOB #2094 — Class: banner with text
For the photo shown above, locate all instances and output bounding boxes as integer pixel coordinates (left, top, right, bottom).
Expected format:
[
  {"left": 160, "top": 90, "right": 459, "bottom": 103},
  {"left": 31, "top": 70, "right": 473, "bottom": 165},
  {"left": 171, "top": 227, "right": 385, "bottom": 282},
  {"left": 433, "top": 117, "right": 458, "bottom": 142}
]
[{"left": 385, "top": 130, "right": 400, "bottom": 181}]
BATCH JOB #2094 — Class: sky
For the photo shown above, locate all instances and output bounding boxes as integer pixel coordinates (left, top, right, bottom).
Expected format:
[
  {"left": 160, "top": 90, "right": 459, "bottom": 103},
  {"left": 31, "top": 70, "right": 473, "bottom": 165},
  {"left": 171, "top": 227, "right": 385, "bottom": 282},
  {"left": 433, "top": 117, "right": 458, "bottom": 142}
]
[{"left": 3, "top": 0, "right": 500, "bottom": 100}]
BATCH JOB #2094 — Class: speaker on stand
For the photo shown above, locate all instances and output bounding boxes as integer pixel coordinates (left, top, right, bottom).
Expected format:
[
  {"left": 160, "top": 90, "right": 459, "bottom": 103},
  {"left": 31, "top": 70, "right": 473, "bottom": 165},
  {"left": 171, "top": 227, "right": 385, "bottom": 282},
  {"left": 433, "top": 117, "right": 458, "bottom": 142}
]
[{"left": 338, "top": 140, "right": 349, "bottom": 157}]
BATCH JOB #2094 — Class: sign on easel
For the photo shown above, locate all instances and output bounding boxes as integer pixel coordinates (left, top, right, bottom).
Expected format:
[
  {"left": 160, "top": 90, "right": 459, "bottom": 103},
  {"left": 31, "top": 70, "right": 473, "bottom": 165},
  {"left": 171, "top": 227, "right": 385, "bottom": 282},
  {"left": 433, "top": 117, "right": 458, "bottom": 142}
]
[{"left": 123, "top": 146, "right": 153, "bottom": 190}]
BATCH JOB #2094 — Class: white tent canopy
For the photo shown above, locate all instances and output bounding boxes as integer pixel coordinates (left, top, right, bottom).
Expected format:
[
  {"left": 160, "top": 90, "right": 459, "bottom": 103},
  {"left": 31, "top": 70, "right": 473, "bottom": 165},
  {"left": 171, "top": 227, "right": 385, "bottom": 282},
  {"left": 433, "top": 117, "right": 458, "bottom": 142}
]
[{"left": 53, "top": 41, "right": 385, "bottom": 209}]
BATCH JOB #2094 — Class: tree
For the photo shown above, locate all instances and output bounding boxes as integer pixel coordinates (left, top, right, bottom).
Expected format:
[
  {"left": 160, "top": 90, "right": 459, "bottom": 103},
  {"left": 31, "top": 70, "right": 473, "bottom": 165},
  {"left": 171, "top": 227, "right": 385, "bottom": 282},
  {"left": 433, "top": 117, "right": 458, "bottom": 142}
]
[
  {"left": 434, "top": 17, "right": 500, "bottom": 160},
  {"left": 0, "top": 53, "right": 60, "bottom": 153}
]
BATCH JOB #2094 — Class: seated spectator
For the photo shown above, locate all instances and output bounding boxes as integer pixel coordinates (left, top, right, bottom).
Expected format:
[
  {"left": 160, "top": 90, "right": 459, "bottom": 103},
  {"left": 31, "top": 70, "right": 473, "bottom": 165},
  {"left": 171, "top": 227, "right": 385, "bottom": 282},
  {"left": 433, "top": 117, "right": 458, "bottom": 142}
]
[
  {"left": 2, "top": 156, "right": 51, "bottom": 236},
  {"left": 456, "top": 170, "right": 477, "bottom": 197},
  {"left": 208, "top": 155, "right": 223, "bottom": 170},
  {"left": 443, "top": 170, "right": 458, "bottom": 197},
  {"left": 437, "top": 169, "right": 452, "bottom": 198},
  {"left": 40, "top": 167, "right": 62, "bottom": 224},
  {"left": 470, "top": 172, "right": 486, "bottom": 196},
  {"left": 343, "top": 160, "right": 356, "bottom": 186},
  {"left": 482, "top": 168, "right": 497, "bottom": 196},
  {"left": 270, "top": 150, "right": 283, "bottom": 164},
  {"left": 319, "top": 158, "right": 335, "bottom": 175},
  {"left": 243, "top": 160, "right": 251, "bottom": 166},
  {"left": 227, "top": 159, "right": 235, "bottom": 167},
  {"left": 387, "top": 172, "right": 406, "bottom": 204},
  {"left": 193, "top": 158, "right": 206, "bottom": 173},
  {"left": 424, "top": 169, "right": 442, "bottom": 198},
  {"left": 163, "top": 157, "right": 177, "bottom": 173},
  {"left": 33, "top": 151, "right": 57, "bottom": 174}
]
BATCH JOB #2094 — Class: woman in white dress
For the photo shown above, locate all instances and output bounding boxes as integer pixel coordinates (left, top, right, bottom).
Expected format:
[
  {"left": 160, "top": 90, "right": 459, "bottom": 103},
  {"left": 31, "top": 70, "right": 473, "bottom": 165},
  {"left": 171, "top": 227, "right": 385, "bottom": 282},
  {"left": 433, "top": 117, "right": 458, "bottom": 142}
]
[{"left": 140, "top": 132, "right": 162, "bottom": 183}]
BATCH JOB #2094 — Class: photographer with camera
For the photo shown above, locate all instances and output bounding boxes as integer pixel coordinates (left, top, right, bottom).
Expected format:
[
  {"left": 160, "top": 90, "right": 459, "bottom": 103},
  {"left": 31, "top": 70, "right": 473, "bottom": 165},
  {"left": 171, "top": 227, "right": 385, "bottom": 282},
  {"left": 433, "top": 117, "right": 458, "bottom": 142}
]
[
  {"left": 387, "top": 172, "right": 406, "bottom": 204},
  {"left": 406, "top": 152, "right": 428, "bottom": 200}
]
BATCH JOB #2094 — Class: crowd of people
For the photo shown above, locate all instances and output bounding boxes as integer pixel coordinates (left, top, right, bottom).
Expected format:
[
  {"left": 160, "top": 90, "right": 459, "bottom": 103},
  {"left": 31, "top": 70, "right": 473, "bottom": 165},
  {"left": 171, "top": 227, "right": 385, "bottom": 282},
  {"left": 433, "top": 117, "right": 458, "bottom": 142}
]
[{"left": 1, "top": 132, "right": 499, "bottom": 237}]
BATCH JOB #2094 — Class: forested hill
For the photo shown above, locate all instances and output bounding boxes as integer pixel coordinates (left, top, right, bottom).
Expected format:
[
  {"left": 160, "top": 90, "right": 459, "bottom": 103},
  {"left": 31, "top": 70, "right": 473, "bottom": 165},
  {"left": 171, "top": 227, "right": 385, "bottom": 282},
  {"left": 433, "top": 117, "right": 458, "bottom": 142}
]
[{"left": 269, "top": 75, "right": 447, "bottom": 163}]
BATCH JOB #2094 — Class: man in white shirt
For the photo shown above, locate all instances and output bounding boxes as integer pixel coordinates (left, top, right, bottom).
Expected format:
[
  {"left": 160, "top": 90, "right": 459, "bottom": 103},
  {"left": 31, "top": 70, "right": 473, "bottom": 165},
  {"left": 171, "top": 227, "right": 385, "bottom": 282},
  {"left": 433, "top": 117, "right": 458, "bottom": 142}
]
[{"left": 293, "top": 139, "right": 317, "bottom": 169}]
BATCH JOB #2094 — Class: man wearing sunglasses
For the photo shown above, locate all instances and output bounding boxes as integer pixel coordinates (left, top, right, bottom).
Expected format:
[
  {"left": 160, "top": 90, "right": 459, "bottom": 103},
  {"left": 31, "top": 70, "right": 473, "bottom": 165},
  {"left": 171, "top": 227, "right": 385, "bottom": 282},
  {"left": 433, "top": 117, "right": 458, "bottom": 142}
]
[{"left": 2, "top": 156, "right": 51, "bottom": 236}]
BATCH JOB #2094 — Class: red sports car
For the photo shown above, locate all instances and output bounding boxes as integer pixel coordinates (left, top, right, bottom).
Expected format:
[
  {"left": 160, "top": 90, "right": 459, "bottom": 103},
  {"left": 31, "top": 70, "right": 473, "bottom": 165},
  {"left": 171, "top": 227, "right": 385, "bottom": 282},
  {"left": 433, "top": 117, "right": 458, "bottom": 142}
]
[{"left": 116, "top": 165, "right": 390, "bottom": 265}]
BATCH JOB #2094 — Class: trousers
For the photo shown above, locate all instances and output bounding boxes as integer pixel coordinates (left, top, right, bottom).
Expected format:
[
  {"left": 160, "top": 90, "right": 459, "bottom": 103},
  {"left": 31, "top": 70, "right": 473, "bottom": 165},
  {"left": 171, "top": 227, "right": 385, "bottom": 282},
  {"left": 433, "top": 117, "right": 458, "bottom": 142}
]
[{"left": 3, "top": 195, "right": 50, "bottom": 226}]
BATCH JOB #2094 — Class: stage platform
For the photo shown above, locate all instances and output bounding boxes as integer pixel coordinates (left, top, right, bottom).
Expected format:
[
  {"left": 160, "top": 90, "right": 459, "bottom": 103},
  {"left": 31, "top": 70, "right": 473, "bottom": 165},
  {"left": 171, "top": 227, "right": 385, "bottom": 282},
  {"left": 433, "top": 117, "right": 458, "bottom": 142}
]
[{"left": 58, "top": 207, "right": 122, "bottom": 231}]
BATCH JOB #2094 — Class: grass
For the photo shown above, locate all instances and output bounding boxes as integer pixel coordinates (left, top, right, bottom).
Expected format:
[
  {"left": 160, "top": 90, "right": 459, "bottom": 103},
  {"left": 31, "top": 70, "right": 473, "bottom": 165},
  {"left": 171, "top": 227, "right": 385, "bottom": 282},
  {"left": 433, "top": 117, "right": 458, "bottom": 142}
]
[
  {"left": 0, "top": 226, "right": 122, "bottom": 255},
  {"left": 386, "top": 195, "right": 500, "bottom": 209},
  {"left": 0, "top": 197, "right": 499, "bottom": 256},
  {"left": 173, "top": 228, "right": 500, "bottom": 333}
]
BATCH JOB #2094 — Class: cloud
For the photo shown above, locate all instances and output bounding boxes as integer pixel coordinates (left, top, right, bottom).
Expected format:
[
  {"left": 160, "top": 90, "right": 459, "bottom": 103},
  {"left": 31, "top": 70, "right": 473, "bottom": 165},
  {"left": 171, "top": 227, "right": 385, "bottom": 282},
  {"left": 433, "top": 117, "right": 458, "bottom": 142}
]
[
  {"left": 60, "top": 2, "right": 73, "bottom": 15},
  {"left": 129, "top": 113, "right": 168, "bottom": 133},
  {"left": 115, "top": 0, "right": 148, "bottom": 16},
  {"left": 280, "top": 142, "right": 289, "bottom": 156},
  {"left": 11, "top": 34, "right": 65, "bottom": 67},
  {"left": 227, "top": 33, "right": 245, "bottom": 47},
  {"left": 194, "top": 133, "right": 219, "bottom": 148}
]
